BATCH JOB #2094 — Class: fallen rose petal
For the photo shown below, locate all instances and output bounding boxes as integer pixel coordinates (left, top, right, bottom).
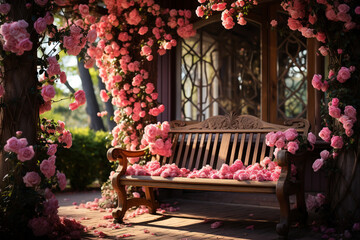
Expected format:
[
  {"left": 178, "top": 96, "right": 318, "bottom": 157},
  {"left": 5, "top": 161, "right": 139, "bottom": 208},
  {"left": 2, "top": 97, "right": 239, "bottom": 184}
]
[
  {"left": 246, "top": 225, "right": 254, "bottom": 230},
  {"left": 72, "top": 202, "right": 77, "bottom": 205},
  {"left": 211, "top": 221, "right": 223, "bottom": 229},
  {"left": 144, "top": 229, "right": 150, "bottom": 233}
]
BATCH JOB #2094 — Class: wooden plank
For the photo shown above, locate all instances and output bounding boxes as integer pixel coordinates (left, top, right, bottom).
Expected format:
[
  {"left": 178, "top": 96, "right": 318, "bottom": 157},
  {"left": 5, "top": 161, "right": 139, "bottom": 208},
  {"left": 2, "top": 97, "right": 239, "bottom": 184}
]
[
  {"left": 168, "top": 133, "right": 179, "bottom": 164},
  {"left": 209, "top": 133, "right": 220, "bottom": 168},
  {"left": 181, "top": 133, "right": 192, "bottom": 168},
  {"left": 216, "top": 133, "right": 231, "bottom": 169},
  {"left": 259, "top": 134, "right": 267, "bottom": 162},
  {"left": 251, "top": 133, "right": 261, "bottom": 165},
  {"left": 244, "top": 133, "right": 254, "bottom": 166},
  {"left": 229, "top": 133, "right": 239, "bottom": 165},
  {"left": 188, "top": 133, "right": 199, "bottom": 170},
  {"left": 237, "top": 134, "right": 246, "bottom": 161},
  {"left": 203, "top": 133, "right": 213, "bottom": 166},
  {"left": 269, "top": 146, "right": 274, "bottom": 159},
  {"left": 175, "top": 133, "right": 186, "bottom": 166},
  {"left": 195, "top": 133, "right": 206, "bottom": 170}
]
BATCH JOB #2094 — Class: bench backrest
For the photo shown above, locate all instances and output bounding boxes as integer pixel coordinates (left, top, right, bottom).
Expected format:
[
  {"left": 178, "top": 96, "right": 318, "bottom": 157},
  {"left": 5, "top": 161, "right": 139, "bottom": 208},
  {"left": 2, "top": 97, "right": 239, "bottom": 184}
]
[{"left": 157, "top": 114, "right": 309, "bottom": 170}]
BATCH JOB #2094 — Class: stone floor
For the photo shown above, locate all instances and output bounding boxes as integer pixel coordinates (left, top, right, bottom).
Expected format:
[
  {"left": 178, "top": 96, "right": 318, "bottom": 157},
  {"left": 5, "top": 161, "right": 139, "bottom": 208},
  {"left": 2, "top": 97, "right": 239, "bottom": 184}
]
[{"left": 57, "top": 191, "right": 321, "bottom": 240}]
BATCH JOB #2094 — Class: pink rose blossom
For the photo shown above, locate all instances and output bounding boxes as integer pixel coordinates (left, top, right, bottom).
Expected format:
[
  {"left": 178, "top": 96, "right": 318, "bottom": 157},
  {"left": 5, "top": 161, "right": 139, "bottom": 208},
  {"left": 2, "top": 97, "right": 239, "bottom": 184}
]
[
  {"left": 138, "top": 26, "right": 148, "bottom": 35},
  {"left": 0, "top": 3, "right": 11, "bottom": 14},
  {"left": 318, "top": 46, "right": 328, "bottom": 56},
  {"left": 270, "top": 20, "right": 278, "bottom": 27},
  {"left": 311, "top": 74, "right": 322, "bottom": 90},
  {"left": 79, "top": 4, "right": 89, "bottom": 16},
  {"left": 319, "top": 127, "right": 332, "bottom": 142},
  {"left": 41, "top": 85, "right": 56, "bottom": 101},
  {"left": 60, "top": 71, "right": 67, "bottom": 83},
  {"left": 355, "top": 7, "right": 360, "bottom": 15},
  {"left": 59, "top": 130, "right": 72, "bottom": 148},
  {"left": 312, "top": 158, "right": 324, "bottom": 172},
  {"left": 35, "top": 0, "right": 48, "bottom": 6},
  {"left": 287, "top": 141, "right": 299, "bottom": 154},
  {"left": 34, "top": 17, "right": 47, "bottom": 34},
  {"left": 284, "top": 128, "right": 298, "bottom": 141},
  {"left": 57, "top": 171, "right": 67, "bottom": 190},
  {"left": 4, "top": 137, "right": 22, "bottom": 153},
  {"left": 330, "top": 136, "right": 343, "bottom": 149},
  {"left": 328, "top": 106, "right": 341, "bottom": 118},
  {"left": 337, "top": 67, "right": 351, "bottom": 83},
  {"left": 100, "top": 90, "right": 109, "bottom": 102},
  {"left": 47, "top": 144, "right": 57, "bottom": 155},
  {"left": 23, "top": 171, "right": 41, "bottom": 187},
  {"left": 320, "top": 150, "right": 330, "bottom": 160},
  {"left": 17, "top": 146, "right": 35, "bottom": 162},
  {"left": 40, "top": 157, "right": 56, "bottom": 179},
  {"left": 344, "top": 105, "right": 356, "bottom": 121},
  {"left": 307, "top": 132, "right": 316, "bottom": 145},
  {"left": 331, "top": 98, "right": 339, "bottom": 107}
]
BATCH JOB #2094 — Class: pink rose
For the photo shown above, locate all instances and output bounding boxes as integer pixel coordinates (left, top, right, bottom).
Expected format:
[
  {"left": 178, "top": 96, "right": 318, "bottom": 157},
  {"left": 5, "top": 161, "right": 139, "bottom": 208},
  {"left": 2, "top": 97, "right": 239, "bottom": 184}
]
[
  {"left": 0, "top": 4, "right": 10, "bottom": 15},
  {"left": 316, "top": 32, "right": 326, "bottom": 43},
  {"left": 337, "top": 67, "right": 351, "bottom": 83},
  {"left": 307, "top": 132, "right": 316, "bottom": 145},
  {"left": 287, "top": 141, "right": 299, "bottom": 154},
  {"left": 39, "top": 101, "right": 51, "bottom": 114},
  {"left": 4, "top": 136, "right": 21, "bottom": 153},
  {"left": 330, "top": 136, "right": 343, "bottom": 149},
  {"left": 196, "top": 6, "right": 204, "bottom": 17},
  {"left": 284, "top": 128, "right": 298, "bottom": 141},
  {"left": 47, "top": 144, "right": 57, "bottom": 155},
  {"left": 320, "top": 150, "right": 330, "bottom": 160},
  {"left": 345, "top": 129, "right": 354, "bottom": 137},
  {"left": 100, "top": 90, "right": 109, "bottom": 102},
  {"left": 138, "top": 26, "right": 148, "bottom": 35},
  {"left": 312, "top": 158, "right": 324, "bottom": 172},
  {"left": 325, "top": 8, "right": 337, "bottom": 21},
  {"left": 79, "top": 4, "right": 89, "bottom": 16},
  {"left": 40, "top": 158, "right": 56, "bottom": 179},
  {"left": 41, "top": 85, "right": 56, "bottom": 102},
  {"left": 28, "top": 217, "right": 49, "bottom": 236},
  {"left": 74, "top": 89, "right": 86, "bottom": 105},
  {"left": 23, "top": 171, "right": 41, "bottom": 187},
  {"left": 43, "top": 198, "right": 58, "bottom": 216},
  {"left": 318, "top": 46, "right": 328, "bottom": 56},
  {"left": 355, "top": 7, "right": 360, "bottom": 15},
  {"left": 344, "top": 105, "right": 356, "bottom": 121},
  {"left": 34, "top": 17, "right": 47, "bottom": 34},
  {"left": 311, "top": 74, "right": 322, "bottom": 90},
  {"left": 328, "top": 106, "right": 341, "bottom": 118},
  {"left": 59, "top": 130, "right": 72, "bottom": 148},
  {"left": 87, "top": 29, "right": 97, "bottom": 43},
  {"left": 60, "top": 71, "right": 67, "bottom": 83},
  {"left": 287, "top": 18, "right": 301, "bottom": 30},
  {"left": 270, "top": 19, "right": 278, "bottom": 27},
  {"left": 319, "top": 127, "right": 331, "bottom": 142},
  {"left": 331, "top": 98, "right": 339, "bottom": 107},
  {"left": 57, "top": 171, "right": 67, "bottom": 190},
  {"left": 275, "top": 138, "right": 285, "bottom": 148},
  {"left": 338, "top": 4, "right": 350, "bottom": 13},
  {"left": 17, "top": 146, "right": 35, "bottom": 162}
]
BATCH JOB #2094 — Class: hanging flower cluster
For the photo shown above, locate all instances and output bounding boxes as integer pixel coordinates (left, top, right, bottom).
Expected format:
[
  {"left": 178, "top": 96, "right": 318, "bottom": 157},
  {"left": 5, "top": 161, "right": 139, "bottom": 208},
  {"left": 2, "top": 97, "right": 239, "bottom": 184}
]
[
  {"left": 195, "top": 0, "right": 258, "bottom": 29},
  {"left": 86, "top": 0, "right": 195, "bottom": 150},
  {"left": 279, "top": 0, "right": 360, "bottom": 172},
  {"left": 141, "top": 121, "right": 172, "bottom": 158},
  {"left": 265, "top": 129, "right": 316, "bottom": 156}
]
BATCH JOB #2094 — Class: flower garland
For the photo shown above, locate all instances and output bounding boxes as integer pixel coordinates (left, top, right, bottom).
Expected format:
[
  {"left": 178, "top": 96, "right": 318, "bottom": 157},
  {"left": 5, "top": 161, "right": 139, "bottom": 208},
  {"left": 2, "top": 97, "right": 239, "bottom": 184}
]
[
  {"left": 85, "top": 0, "right": 195, "bottom": 153},
  {"left": 196, "top": 0, "right": 360, "bottom": 173}
]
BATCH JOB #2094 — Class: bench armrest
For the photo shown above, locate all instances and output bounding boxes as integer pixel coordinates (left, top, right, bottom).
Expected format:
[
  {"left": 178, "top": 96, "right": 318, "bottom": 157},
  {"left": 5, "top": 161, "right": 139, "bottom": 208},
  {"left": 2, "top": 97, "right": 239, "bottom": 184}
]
[{"left": 107, "top": 147, "right": 148, "bottom": 175}]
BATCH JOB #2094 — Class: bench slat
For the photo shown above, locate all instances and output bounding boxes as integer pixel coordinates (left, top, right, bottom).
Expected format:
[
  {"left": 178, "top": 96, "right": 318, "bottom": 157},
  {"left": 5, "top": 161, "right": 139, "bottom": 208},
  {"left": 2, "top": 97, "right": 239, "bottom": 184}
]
[
  {"left": 251, "top": 133, "right": 261, "bottom": 165},
  {"left": 181, "top": 133, "right": 192, "bottom": 168},
  {"left": 210, "top": 133, "right": 220, "bottom": 167},
  {"left": 195, "top": 133, "right": 206, "bottom": 170},
  {"left": 188, "top": 133, "right": 199, "bottom": 170},
  {"left": 244, "top": 133, "right": 253, "bottom": 166},
  {"left": 238, "top": 133, "right": 246, "bottom": 161},
  {"left": 169, "top": 133, "right": 179, "bottom": 164},
  {"left": 229, "top": 133, "right": 239, "bottom": 165},
  {"left": 203, "top": 133, "right": 212, "bottom": 166},
  {"left": 269, "top": 146, "right": 274, "bottom": 159},
  {"left": 175, "top": 133, "right": 186, "bottom": 166},
  {"left": 217, "top": 133, "right": 231, "bottom": 169},
  {"left": 259, "top": 134, "right": 267, "bottom": 162}
]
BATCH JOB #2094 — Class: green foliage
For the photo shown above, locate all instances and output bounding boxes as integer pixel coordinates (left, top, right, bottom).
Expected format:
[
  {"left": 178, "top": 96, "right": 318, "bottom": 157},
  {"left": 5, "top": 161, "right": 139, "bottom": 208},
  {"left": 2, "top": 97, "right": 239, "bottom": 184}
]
[{"left": 55, "top": 128, "right": 113, "bottom": 190}]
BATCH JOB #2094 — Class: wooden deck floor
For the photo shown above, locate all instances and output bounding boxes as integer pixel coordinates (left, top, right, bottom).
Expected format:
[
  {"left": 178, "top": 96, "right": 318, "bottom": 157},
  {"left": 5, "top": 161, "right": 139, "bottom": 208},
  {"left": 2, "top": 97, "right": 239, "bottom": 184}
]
[{"left": 57, "top": 191, "right": 320, "bottom": 240}]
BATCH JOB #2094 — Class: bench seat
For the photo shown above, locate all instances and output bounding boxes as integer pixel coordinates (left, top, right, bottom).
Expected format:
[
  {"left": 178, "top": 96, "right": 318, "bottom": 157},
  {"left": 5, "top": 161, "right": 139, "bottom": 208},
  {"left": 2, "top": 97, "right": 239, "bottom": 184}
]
[{"left": 118, "top": 175, "right": 277, "bottom": 193}]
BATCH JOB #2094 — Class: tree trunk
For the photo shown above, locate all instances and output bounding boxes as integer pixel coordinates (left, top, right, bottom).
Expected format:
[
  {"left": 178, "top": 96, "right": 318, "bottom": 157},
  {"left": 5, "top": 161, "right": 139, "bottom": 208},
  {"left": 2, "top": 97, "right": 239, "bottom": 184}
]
[
  {"left": 0, "top": 0, "right": 39, "bottom": 187},
  {"left": 77, "top": 58, "right": 105, "bottom": 131},
  {"left": 98, "top": 78, "right": 116, "bottom": 131}
]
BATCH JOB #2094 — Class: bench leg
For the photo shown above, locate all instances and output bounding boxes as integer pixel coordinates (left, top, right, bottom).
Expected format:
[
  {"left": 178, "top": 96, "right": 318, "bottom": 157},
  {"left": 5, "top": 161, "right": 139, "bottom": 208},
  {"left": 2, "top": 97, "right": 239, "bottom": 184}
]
[
  {"left": 144, "top": 187, "right": 158, "bottom": 214},
  {"left": 276, "top": 183, "right": 290, "bottom": 239},
  {"left": 111, "top": 173, "right": 127, "bottom": 223}
]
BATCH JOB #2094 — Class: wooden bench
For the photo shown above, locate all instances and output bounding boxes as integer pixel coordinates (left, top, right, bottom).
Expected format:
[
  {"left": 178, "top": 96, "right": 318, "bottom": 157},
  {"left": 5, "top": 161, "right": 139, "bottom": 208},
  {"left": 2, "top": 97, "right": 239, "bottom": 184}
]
[{"left": 107, "top": 114, "right": 310, "bottom": 238}]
